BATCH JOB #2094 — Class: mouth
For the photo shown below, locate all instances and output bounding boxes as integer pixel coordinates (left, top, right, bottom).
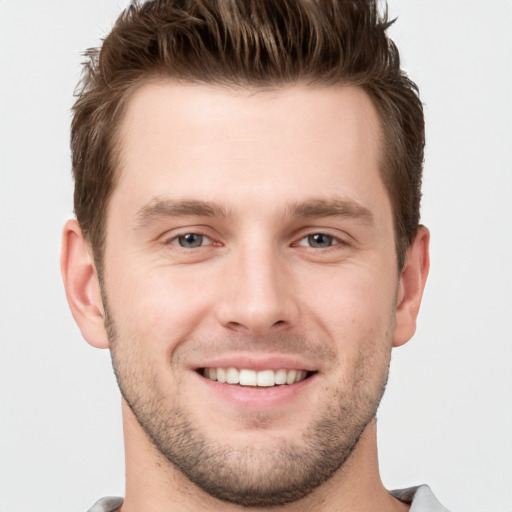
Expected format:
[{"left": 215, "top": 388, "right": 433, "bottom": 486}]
[{"left": 199, "top": 367, "right": 315, "bottom": 387}]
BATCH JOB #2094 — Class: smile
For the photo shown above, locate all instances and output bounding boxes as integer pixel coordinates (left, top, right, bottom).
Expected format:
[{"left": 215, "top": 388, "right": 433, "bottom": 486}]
[{"left": 201, "top": 367, "right": 311, "bottom": 387}]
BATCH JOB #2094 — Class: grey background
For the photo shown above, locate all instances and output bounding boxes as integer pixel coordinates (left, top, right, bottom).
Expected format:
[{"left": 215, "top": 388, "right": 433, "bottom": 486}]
[{"left": 1, "top": 1, "right": 511, "bottom": 511}]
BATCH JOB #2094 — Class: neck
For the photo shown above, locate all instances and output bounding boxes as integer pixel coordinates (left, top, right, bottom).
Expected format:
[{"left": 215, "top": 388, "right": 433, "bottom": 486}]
[{"left": 119, "top": 401, "right": 408, "bottom": 512}]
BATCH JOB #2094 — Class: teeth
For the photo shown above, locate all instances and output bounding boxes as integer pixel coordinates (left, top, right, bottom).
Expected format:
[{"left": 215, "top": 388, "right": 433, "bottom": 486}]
[
  {"left": 257, "top": 369, "right": 275, "bottom": 387},
  {"left": 275, "top": 369, "right": 287, "bottom": 385},
  {"left": 202, "top": 367, "right": 309, "bottom": 387},
  {"left": 226, "top": 367, "right": 239, "bottom": 384},
  {"left": 216, "top": 367, "right": 226, "bottom": 383},
  {"left": 286, "top": 369, "right": 297, "bottom": 385},
  {"left": 239, "top": 369, "right": 257, "bottom": 386}
]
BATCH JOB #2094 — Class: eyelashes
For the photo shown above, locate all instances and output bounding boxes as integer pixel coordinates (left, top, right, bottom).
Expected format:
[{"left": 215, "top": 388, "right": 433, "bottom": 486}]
[
  {"left": 169, "top": 233, "right": 213, "bottom": 248},
  {"left": 295, "top": 233, "right": 340, "bottom": 249},
  {"left": 164, "top": 231, "right": 348, "bottom": 251}
]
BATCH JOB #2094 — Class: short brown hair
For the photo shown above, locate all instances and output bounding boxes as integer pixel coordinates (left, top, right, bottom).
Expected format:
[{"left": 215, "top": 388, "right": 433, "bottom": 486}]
[{"left": 71, "top": 0, "right": 424, "bottom": 269}]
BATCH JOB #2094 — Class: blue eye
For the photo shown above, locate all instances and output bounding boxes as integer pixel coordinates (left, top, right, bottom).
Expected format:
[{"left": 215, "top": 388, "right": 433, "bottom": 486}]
[
  {"left": 175, "top": 233, "right": 208, "bottom": 248},
  {"left": 306, "top": 233, "right": 334, "bottom": 248},
  {"left": 296, "top": 233, "right": 339, "bottom": 249}
]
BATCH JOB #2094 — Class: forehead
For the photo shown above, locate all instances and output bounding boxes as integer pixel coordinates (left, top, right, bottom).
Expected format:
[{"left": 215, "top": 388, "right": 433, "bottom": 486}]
[{"left": 113, "top": 81, "right": 387, "bottom": 217}]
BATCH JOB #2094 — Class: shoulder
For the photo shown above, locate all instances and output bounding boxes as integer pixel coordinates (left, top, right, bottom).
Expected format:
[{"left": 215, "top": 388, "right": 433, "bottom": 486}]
[
  {"left": 391, "top": 485, "right": 451, "bottom": 512},
  {"left": 86, "top": 496, "right": 124, "bottom": 512}
]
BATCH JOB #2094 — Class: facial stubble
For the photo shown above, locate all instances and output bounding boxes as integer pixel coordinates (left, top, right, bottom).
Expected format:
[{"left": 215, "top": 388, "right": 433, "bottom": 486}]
[{"left": 103, "top": 293, "right": 392, "bottom": 507}]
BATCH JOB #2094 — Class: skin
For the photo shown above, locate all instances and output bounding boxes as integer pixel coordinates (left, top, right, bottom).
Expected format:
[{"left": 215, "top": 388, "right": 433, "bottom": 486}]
[{"left": 61, "top": 82, "right": 429, "bottom": 511}]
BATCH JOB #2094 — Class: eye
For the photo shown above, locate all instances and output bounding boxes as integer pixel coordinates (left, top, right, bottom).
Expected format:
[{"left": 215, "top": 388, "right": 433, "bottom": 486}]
[
  {"left": 298, "top": 233, "right": 337, "bottom": 249},
  {"left": 171, "top": 233, "right": 212, "bottom": 248}
]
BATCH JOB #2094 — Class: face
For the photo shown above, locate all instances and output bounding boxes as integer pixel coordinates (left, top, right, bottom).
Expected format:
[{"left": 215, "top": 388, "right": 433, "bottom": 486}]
[{"left": 103, "top": 83, "right": 400, "bottom": 506}]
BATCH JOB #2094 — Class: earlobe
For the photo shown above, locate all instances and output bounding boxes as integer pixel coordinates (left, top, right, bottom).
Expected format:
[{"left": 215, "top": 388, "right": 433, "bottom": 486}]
[
  {"left": 393, "top": 226, "right": 430, "bottom": 347},
  {"left": 60, "top": 219, "right": 110, "bottom": 349}
]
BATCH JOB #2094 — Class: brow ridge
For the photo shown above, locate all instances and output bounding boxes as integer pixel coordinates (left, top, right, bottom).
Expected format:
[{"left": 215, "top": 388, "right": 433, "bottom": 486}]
[
  {"left": 134, "top": 196, "right": 374, "bottom": 227},
  {"left": 287, "top": 197, "right": 374, "bottom": 224},
  {"left": 134, "top": 198, "right": 228, "bottom": 227}
]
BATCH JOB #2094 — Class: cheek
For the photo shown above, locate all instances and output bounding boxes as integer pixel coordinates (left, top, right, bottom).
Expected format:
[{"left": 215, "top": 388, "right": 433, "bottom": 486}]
[
  {"left": 302, "top": 264, "right": 396, "bottom": 337},
  {"left": 107, "top": 266, "right": 214, "bottom": 354},
  {"left": 300, "top": 265, "right": 396, "bottom": 388}
]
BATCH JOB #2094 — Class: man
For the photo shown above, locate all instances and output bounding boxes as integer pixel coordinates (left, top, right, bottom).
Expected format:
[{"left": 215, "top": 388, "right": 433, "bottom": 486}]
[{"left": 61, "top": 0, "right": 443, "bottom": 510}]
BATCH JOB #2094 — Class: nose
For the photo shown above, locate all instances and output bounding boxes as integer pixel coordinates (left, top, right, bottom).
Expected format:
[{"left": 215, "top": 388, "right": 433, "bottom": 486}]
[{"left": 215, "top": 243, "right": 299, "bottom": 336}]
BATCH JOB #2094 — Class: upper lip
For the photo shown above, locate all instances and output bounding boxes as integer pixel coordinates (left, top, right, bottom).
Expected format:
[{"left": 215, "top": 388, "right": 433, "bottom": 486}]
[{"left": 192, "top": 354, "right": 318, "bottom": 373}]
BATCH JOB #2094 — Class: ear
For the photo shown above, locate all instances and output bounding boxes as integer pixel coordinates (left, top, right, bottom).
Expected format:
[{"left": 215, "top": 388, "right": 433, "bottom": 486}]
[
  {"left": 60, "top": 219, "right": 110, "bottom": 349},
  {"left": 393, "top": 226, "right": 430, "bottom": 347}
]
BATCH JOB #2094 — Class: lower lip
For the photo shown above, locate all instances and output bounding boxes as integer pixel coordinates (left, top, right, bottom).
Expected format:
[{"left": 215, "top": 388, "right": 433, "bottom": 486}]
[{"left": 193, "top": 371, "right": 317, "bottom": 409}]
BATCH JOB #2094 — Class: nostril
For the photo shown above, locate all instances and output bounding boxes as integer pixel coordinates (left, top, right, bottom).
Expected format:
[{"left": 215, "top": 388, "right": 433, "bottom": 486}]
[{"left": 226, "top": 321, "right": 245, "bottom": 331}]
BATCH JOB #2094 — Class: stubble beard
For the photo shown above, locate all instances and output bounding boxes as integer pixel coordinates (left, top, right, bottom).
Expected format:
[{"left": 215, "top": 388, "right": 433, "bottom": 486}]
[{"left": 104, "top": 300, "right": 392, "bottom": 507}]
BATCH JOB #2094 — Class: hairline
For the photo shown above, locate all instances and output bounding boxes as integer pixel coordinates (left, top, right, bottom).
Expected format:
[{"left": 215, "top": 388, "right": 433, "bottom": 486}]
[{"left": 91, "top": 76, "right": 406, "bottom": 273}]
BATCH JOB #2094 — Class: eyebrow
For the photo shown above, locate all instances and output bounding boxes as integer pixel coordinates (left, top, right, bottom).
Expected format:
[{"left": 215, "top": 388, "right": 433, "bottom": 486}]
[
  {"left": 134, "top": 196, "right": 374, "bottom": 227},
  {"left": 134, "top": 198, "right": 228, "bottom": 227},
  {"left": 287, "top": 197, "right": 375, "bottom": 225}
]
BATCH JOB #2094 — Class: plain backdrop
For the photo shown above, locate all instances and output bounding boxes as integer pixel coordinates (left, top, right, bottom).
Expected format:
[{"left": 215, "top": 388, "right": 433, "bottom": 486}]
[{"left": 1, "top": 1, "right": 511, "bottom": 511}]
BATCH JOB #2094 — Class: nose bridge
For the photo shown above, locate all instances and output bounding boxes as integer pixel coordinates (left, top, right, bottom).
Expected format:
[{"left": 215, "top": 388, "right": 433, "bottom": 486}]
[{"left": 217, "top": 236, "right": 297, "bottom": 334}]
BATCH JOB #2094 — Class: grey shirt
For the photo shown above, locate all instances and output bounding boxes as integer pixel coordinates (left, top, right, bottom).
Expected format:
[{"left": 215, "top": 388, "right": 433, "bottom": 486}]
[{"left": 87, "top": 484, "right": 450, "bottom": 511}]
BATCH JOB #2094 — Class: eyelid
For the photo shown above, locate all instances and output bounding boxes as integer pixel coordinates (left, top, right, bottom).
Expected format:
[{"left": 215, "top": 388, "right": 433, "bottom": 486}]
[
  {"left": 292, "top": 229, "right": 350, "bottom": 248},
  {"left": 160, "top": 227, "right": 219, "bottom": 248},
  {"left": 171, "top": 231, "right": 212, "bottom": 245},
  {"left": 168, "top": 233, "right": 212, "bottom": 246},
  {"left": 297, "top": 235, "right": 339, "bottom": 248}
]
